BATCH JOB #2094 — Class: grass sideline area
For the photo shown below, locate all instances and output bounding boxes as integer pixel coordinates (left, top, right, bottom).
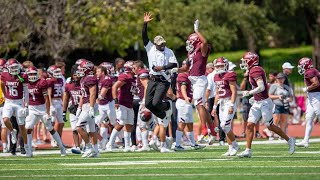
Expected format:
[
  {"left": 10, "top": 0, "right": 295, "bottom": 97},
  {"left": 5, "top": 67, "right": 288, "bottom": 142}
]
[{"left": 0, "top": 141, "right": 319, "bottom": 179}]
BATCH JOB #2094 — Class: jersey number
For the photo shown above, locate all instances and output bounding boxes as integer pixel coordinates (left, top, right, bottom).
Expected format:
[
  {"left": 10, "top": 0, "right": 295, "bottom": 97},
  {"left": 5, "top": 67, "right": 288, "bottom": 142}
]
[
  {"left": 218, "top": 85, "right": 226, "bottom": 96},
  {"left": 53, "top": 86, "right": 62, "bottom": 97},
  {"left": 8, "top": 86, "right": 18, "bottom": 97}
]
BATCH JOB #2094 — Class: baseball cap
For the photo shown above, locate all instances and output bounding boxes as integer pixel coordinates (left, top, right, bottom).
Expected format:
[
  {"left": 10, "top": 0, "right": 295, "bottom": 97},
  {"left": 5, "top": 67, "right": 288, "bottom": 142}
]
[
  {"left": 154, "top": 35, "right": 166, "bottom": 45},
  {"left": 282, "top": 62, "right": 294, "bottom": 69},
  {"left": 276, "top": 72, "right": 286, "bottom": 79}
]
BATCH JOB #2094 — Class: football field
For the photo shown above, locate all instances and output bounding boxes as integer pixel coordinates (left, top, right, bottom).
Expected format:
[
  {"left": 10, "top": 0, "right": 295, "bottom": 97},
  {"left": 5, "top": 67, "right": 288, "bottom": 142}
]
[{"left": 1, "top": 140, "right": 320, "bottom": 180}]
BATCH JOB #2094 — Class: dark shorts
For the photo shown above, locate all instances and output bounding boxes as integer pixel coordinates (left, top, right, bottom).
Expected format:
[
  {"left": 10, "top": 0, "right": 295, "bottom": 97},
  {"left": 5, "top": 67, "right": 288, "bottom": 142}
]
[{"left": 273, "top": 105, "right": 289, "bottom": 114}]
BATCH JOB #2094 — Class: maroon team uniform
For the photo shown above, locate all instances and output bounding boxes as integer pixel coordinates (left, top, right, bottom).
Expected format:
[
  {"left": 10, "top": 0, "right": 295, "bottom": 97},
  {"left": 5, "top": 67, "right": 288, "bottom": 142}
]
[
  {"left": 1, "top": 71, "right": 28, "bottom": 125},
  {"left": 47, "top": 77, "right": 64, "bottom": 123}
]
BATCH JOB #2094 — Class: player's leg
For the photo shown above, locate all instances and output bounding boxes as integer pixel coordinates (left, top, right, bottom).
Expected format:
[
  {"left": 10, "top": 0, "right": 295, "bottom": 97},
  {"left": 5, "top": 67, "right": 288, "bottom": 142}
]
[
  {"left": 25, "top": 113, "right": 38, "bottom": 157},
  {"left": 107, "top": 106, "right": 124, "bottom": 151},
  {"left": 2, "top": 103, "right": 17, "bottom": 144},
  {"left": 123, "top": 107, "right": 134, "bottom": 152}
]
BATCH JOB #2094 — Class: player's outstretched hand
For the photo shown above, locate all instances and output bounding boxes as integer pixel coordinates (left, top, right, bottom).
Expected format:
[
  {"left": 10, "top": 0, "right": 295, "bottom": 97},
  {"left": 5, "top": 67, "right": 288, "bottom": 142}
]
[{"left": 144, "top": 12, "right": 153, "bottom": 23}]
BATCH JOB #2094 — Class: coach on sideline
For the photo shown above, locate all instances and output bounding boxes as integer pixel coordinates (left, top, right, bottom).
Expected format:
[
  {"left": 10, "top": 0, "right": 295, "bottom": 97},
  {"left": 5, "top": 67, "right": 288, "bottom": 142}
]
[{"left": 142, "top": 12, "right": 178, "bottom": 120}]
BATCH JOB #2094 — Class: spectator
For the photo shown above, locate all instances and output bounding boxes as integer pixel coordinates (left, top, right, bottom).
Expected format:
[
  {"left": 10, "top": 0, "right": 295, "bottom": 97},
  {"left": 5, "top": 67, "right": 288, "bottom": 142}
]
[
  {"left": 282, "top": 62, "right": 295, "bottom": 89},
  {"left": 114, "top": 58, "right": 125, "bottom": 76},
  {"left": 269, "top": 73, "right": 293, "bottom": 139}
]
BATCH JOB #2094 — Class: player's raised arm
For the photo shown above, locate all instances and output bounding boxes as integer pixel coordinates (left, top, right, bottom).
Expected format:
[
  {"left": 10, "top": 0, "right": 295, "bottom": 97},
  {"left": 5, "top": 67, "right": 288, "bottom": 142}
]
[{"left": 142, "top": 12, "right": 153, "bottom": 46}]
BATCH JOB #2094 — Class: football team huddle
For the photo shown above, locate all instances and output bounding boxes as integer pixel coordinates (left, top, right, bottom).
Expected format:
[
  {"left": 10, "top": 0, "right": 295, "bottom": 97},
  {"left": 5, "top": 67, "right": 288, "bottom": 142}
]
[{"left": 0, "top": 13, "right": 319, "bottom": 158}]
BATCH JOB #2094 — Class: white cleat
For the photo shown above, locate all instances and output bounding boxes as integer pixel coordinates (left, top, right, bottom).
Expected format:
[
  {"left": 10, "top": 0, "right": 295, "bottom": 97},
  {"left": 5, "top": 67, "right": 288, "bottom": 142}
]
[
  {"left": 11, "top": 129, "right": 17, "bottom": 144},
  {"left": 60, "top": 147, "right": 67, "bottom": 157},
  {"left": 137, "top": 146, "right": 151, "bottom": 152},
  {"left": 131, "top": 145, "right": 138, "bottom": 152},
  {"left": 106, "top": 143, "right": 113, "bottom": 152},
  {"left": 219, "top": 141, "right": 225, "bottom": 146},
  {"left": 149, "top": 140, "right": 159, "bottom": 151},
  {"left": 123, "top": 147, "right": 131, "bottom": 152},
  {"left": 2, "top": 146, "right": 9, "bottom": 153},
  {"left": 222, "top": 149, "right": 231, "bottom": 156},
  {"left": 288, "top": 137, "right": 296, "bottom": 154},
  {"left": 88, "top": 151, "right": 99, "bottom": 158},
  {"left": 197, "top": 135, "right": 206, "bottom": 144},
  {"left": 82, "top": 148, "right": 93, "bottom": 158},
  {"left": 229, "top": 146, "right": 239, "bottom": 156},
  {"left": 160, "top": 147, "right": 174, "bottom": 153},
  {"left": 295, "top": 140, "right": 309, "bottom": 148},
  {"left": 237, "top": 149, "right": 252, "bottom": 158}
]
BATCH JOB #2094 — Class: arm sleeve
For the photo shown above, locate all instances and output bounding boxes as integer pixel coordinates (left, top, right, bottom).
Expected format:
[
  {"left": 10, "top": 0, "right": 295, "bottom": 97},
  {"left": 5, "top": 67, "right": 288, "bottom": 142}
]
[
  {"left": 142, "top": 23, "right": 149, "bottom": 46},
  {"left": 249, "top": 80, "right": 265, "bottom": 95},
  {"left": 163, "top": 63, "right": 178, "bottom": 70}
]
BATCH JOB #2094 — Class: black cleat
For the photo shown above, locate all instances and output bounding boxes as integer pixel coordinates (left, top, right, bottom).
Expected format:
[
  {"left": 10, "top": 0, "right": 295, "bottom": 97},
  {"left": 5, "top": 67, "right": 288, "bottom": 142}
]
[
  {"left": 20, "top": 147, "right": 26, "bottom": 155},
  {"left": 10, "top": 143, "right": 17, "bottom": 156}
]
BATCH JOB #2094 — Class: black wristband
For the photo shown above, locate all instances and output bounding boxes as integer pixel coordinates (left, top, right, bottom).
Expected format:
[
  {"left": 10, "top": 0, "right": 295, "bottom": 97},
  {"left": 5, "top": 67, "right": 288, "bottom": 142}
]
[{"left": 114, "top": 98, "right": 119, "bottom": 104}]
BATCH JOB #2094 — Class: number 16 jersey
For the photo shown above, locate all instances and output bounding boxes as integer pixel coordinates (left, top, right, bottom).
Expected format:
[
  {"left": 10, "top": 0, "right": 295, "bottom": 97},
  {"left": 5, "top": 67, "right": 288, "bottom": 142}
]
[{"left": 1, "top": 71, "right": 28, "bottom": 100}]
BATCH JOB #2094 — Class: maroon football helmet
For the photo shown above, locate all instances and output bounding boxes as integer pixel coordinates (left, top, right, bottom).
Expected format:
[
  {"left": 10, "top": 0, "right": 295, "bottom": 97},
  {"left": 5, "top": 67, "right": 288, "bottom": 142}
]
[
  {"left": 27, "top": 66, "right": 39, "bottom": 82},
  {"left": 298, "top": 57, "right": 313, "bottom": 75},
  {"left": 214, "top": 57, "right": 229, "bottom": 74},
  {"left": 6, "top": 58, "right": 21, "bottom": 75},
  {"left": 47, "top": 65, "right": 62, "bottom": 78},
  {"left": 0, "top": 58, "right": 7, "bottom": 73},
  {"left": 100, "top": 62, "right": 115, "bottom": 75},
  {"left": 186, "top": 33, "right": 202, "bottom": 53},
  {"left": 76, "top": 59, "right": 86, "bottom": 65},
  {"left": 240, "top": 52, "right": 259, "bottom": 70},
  {"left": 123, "top": 61, "right": 134, "bottom": 73},
  {"left": 140, "top": 107, "right": 152, "bottom": 122},
  {"left": 77, "top": 60, "right": 94, "bottom": 77}
]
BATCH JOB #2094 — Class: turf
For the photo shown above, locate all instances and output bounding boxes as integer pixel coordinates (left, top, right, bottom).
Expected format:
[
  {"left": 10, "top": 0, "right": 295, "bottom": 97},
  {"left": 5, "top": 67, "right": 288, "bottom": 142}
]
[{"left": 1, "top": 141, "right": 320, "bottom": 179}]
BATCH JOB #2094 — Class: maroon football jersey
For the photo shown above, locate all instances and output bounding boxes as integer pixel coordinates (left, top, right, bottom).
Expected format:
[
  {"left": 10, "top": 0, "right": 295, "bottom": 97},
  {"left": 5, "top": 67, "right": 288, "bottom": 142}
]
[
  {"left": 47, "top": 78, "right": 64, "bottom": 98},
  {"left": 136, "top": 69, "right": 149, "bottom": 100},
  {"left": 304, "top": 68, "right": 320, "bottom": 92},
  {"left": 176, "top": 73, "right": 193, "bottom": 101},
  {"left": 28, "top": 79, "right": 48, "bottom": 106},
  {"left": 65, "top": 81, "right": 81, "bottom": 106},
  {"left": 98, "top": 75, "right": 113, "bottom": 105},
  {"left": 118, "top": 73, "right": 135, "bottom": 108},
  {"left": 214, "top": 71, "right": 237, "bottom": 98},
  {"left": 1, "top": 72, "right": 28, "bottom": 100},
  {"left": 80, "top": 75, "right": 97, "bottom": 104},
  {"left": 249, "top": 66, "right": 269, "bottom": 101},
  {"left": 188, "top": 50, "right": 209, "bottom": 76}
]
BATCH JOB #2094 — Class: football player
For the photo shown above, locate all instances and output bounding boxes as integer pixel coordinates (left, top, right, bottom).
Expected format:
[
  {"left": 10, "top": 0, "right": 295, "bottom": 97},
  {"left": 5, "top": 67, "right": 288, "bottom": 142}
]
[
  {"left": 25, "top": 66, "right": 66, "bottom": 157},
  {"left": 95, "top": 64, "right": 117, "bottom": 150},
  {"left": 63, "top": 65, "right": 82, "bottom": 153},
  {"left": 133, "top": 60, "right": 155, "bottom": 152},
  {"left": 175, "top": 60, "right": 203, "bottom": 151},
  {"left": 175, "top": 20, "right": 214, "bottom": 143},
  {"left": 107, "top": 61, "right": 135, "bottom": 152},
  {"left": 296, "top": 57, "right": 320, "bottom": 148},
  {"left": 237, "top": 52, "right": 295, "bottom": 158},
  {"left": 211, "top": 57, "right": 239, "bottom": 156},
  {"left": 0, "top": 58, "right": 29, "bottom": 154},
  {"left": 47, "top": 65, "right": 65, "bottom": 144},
  {"left": 76, "top": 60, "right": 99, "bottom": 158},
  {"left": 0, "top": 58, "right": 8, "bottom": 152}
]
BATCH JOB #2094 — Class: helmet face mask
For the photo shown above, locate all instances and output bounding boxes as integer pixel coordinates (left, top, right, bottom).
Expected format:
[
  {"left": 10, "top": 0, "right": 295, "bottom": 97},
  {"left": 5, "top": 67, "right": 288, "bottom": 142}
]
[
  {"left": 27, "top": 67, "right": 39, "bottom": 82},
  {"left": 77, "top": 60, "right": 94, "bottom": 77},
  {"left": 186, "top": 40, "right": 195, "bottom": 53},
  {"left": 53, "top": 68, "right": 62, "bottom": 78},
  {"left": 240, "top": 52, "right": 259, "bottom": 70},
  {"left": 8, "top": 64, "right": 21, "bottom": 75},
  {"left": 214, "top": 57, "right": 229, "bottom": 74},
  {"left": 297, "top": 65, "right": 305, "bottom": 75},
  {"left": 186, "top": 33, "right": 201, "bottom": 53},
  {"left": 297, "top": 57, "right": 313, "bottom": 75},
  {"left": 240, "top": 59, "right": 248, "bottom": 70}
]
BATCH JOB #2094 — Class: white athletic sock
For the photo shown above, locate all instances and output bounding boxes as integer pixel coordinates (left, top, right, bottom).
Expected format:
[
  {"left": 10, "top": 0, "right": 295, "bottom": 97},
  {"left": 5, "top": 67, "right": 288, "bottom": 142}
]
[
  {"left": 124, "top": 131, "right": 131, "bottom": 149},
  {"left": 176, "top": 130, "right": 183, "bottom": 146},
  {"left": 160, "top": 141, "right": 166, "bottom": 148},
  {"left": 136, "top": 127, "right": 142, "bottom": 142},
  {"left": 141, "top": 130, "right": 148, "bottom": 147},
  {"left": 232, "top": 140, "right": 238, "bottom": 148},
  {"left": 86, "top": 143, "right": 92, "bottom": 149},
  {"left": 27, "top": 134, "right": 32, "bottom": 150},
  {"left": 94, "top": 144, "right": 98, "bottom": 153},
  {"left": 109, "top": 129, "right": 119, "bottom": 146},
  {"left": 100, "top": 127, "right": 108, "bottom": 140},
  {"left": 186, "top": 131, "right": 195, "bottom": 146},
  {"left": 52, "top": 132, "right": 64, "bottom": 149},
  {"left": 303, "top": 118, "right": 313, "bottom": 143},
  {"left": 3, "top": 143, "right": 7, "bottom": 150}
]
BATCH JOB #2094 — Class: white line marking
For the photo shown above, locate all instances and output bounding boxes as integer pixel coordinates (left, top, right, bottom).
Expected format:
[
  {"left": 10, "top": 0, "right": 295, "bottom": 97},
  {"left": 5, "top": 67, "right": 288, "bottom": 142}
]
[
  {"left": 295, "top": 151, "right": 320, "bottom": 154},
  {"left": 1, "top": 173, "right": 320, "bottom": 178},
  {"left": 60, "top": 160, "right": 200, "bottom": 166}
]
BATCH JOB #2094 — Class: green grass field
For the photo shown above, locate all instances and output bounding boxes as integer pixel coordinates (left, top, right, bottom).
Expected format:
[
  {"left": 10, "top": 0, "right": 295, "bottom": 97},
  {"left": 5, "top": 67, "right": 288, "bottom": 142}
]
[{"left": 1, "top": 141, "right": 320, "bottom": 179}]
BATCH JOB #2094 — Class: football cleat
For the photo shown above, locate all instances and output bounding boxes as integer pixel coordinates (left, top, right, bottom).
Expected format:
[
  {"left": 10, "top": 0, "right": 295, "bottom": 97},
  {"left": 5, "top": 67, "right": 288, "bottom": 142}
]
[
  {"left": 237, "top": 149, "right": 252, "bottom": 158},
  {"left": 123, "top": 147, "right": 131, "bottom": 152},
  {"left": 295, "top": 140, "right": 309, "bottom": 148},
  {"left": 208, "top": 135, "right": 215, "bottom": 145},
  {"left": 160, "top": 147, "right": 175, "bottom": 153},
  {"left": 174, "top": 145, "right": 185, "bottom": 151},
  {"left": 106, "top": 143, "right": 113, "bottom": 152},
  {"left": 11, "top": 129, "right": 17, "bottom": 144},
  {"left": 288, "top": 137, "right": 296, "bottom": 154},
  {"left": 222, "top": 148, "right": 231, "bottom": 156},
  {"left": 219, "top": 141, "right": 225, "bottom": 146},
  {"left": 229, "top": 146, "right": 240, "bottom": 156},
  {"left": 137, "top": 146, "right": 151, "bottom": 152},
  {"left": 191, "top": 144, "right": 205, "bottom": 150},
  {"left": 149, "top": 140, "right": 159, "bottom": 151},
  {"left": 71, "top": 146, "right": 82, "bottom": 154},
  {"left": 82, "top": 148, "right": 93, "bottom": 158},
  {"left": 60, "top": 147, "right": 67, "bottom": 157},
  {"left": 131, "top": 145, "right": 138, "bottom": 152},
  {"left": 197, "top": 135, "right": 206, "bottom": 144}
]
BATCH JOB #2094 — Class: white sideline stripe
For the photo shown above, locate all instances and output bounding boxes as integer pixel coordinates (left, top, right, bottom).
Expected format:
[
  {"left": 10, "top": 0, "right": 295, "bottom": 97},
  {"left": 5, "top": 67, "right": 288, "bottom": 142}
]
[
  {"left": 1, "top": 173, "right": 320, "bottom": 178},
  {"left": 1, "top": 166, "right": 320, "bottom": 171},
  {"left": 204, "top": 138, "right": 320, "bottom": 147},
  {"left": 295, "top": 151, "right": 320, "bottom": 154},
  {"left": 60, "top": 160, "right": 201, "bottom": 166}
]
